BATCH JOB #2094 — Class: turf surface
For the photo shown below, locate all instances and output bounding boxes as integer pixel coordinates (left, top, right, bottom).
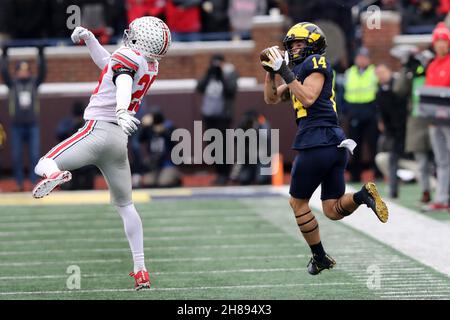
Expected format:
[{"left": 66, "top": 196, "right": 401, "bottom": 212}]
[{"left": 0, "top": 190, "right": 449, "bottom": 300}]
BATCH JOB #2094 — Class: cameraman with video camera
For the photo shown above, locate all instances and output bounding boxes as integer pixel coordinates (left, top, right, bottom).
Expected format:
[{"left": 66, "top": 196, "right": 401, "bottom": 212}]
[{"left": 196, "top": 53, "right": 238, "bottom": 185}]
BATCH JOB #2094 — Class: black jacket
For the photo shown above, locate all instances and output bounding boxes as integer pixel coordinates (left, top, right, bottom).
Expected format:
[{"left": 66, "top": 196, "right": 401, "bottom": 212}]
[
  {"left": 196, "top": 63, "right": 238, "bottom": 120},
  {"left": 376, "top": 77, "right": 408, "bottom": 153}
]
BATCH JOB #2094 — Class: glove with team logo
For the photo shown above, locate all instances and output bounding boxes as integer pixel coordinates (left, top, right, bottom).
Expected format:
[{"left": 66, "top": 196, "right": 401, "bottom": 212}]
[
  {"left": 71, "top": 26, "right": 94, "bottom": 44},
  {"left": 116, "top": 109, "right": 141, "bottom": 136}
]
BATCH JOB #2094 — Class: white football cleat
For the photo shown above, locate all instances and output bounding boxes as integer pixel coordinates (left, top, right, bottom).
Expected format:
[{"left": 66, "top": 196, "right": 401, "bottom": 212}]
[{"left": 32, "top": 171, "right": 72, "bottom": 199}]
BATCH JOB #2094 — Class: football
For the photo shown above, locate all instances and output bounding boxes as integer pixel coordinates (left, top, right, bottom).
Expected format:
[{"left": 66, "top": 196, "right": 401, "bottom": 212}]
[{"left": 260, "top": 46, "right": 284, "bottom": 72}]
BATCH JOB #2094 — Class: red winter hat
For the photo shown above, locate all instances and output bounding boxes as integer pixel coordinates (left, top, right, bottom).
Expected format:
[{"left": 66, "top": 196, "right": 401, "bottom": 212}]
[{"left": 432, "top": 22, "right": 450, "bottom": 44}]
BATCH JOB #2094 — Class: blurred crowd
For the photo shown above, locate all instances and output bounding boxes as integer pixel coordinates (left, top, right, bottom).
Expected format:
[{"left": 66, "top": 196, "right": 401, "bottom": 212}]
[
  {"left": 0, "top": 1, "right": 450, "bottom": 213},
  {"left": 335, "top": 21, "right": 450, "bottom": 212},
  {"left": 1, "top": 0, "right": 449, "bottom": 44},
  {"left": 0, "top": 0, "right": 282, "bottom": 43}
]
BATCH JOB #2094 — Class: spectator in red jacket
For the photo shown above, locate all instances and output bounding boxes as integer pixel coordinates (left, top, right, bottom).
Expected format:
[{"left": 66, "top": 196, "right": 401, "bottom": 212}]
[
  {"left": 166, "top": 0, "right": 202, "bottom": 41},
  {"left": 125, "top": 0, "right": 202, "bottom": 41},
  {"left": 126, "top": 0, "right": 165, "bottom": 24},
  {"left": 423, "top": 22, "right": 450, "bottom": 211},
  {"left": 438, "top": 0, "right": 450, "bottom": 15}
]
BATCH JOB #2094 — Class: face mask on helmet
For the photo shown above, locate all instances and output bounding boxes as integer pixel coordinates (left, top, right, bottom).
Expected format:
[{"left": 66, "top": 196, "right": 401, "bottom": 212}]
[
  {"left": 284, "top": 38, "right": 315, "bottom": 64},
  {"left": 123, "top": 16, "right": 171, "bottom": 61},
  {"left": 283, "top": 23, "right": 327, "bottom": 65}
]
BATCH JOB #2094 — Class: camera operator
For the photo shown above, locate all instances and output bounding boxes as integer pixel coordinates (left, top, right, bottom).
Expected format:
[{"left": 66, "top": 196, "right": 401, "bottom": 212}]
[
  {"left": 196, "top": 53, "right": 238, "bottom": 185},
  {"left": 374, "top": 63, "right": 408, "bottom": 198}
]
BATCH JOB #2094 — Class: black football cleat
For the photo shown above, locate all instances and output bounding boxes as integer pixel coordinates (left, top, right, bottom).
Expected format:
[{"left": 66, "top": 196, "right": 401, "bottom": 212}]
[
  {"left": 360, "top": 182, "right": 389, "bottom": 223},
  {"left": 307, "top": 254, "right": 336, "bottom": 275}
]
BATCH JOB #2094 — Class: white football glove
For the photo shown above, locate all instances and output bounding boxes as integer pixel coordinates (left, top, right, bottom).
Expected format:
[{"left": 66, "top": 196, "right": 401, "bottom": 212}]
[
  {"left": 264, "top": 46, "right": 289, "bottom": 71},
  {"left": 71, "top": 26, "right": 94, "bottom": 44},
  {"left": 116, "top": 109, "right": 141, "bottom": 136}
]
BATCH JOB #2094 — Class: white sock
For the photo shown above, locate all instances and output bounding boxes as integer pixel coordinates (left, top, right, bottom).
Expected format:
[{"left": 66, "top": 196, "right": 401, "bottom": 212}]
[
  {"left": 34, "top": 158, "right": 60, "bottom": 178},
  {"left": 116, "top": 203, "right": 146, "bottom": 273}
]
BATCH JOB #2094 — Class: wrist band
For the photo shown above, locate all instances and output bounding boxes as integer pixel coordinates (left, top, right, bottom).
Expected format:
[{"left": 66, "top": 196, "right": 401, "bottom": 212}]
[{"left": 278, "top": 62, "right": 296, "bottom": 84}]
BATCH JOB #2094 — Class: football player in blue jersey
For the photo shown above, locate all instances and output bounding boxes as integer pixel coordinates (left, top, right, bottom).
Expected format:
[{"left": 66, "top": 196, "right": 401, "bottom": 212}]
[{"left": 262, "top": 22, "right": 389, "bottom": 275}]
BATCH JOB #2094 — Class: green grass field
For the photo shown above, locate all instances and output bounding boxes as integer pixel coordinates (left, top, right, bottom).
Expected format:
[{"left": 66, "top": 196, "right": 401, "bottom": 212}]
[{"left": 0, "top": 185, "right": 449, "bottom": 300}]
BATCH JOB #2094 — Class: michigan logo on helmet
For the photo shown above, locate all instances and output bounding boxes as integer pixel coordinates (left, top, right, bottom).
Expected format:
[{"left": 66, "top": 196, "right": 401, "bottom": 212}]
[
  {"left": 283, "top": 22, "right": 327, "bottom": 64},
  {"left": 123, "top": 16, "right": 171, "bottom": 61}
]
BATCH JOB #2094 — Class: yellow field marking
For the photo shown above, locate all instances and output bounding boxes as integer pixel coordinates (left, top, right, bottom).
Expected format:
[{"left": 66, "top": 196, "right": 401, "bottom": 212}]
[
  {"left": 144, "top": 188, "right": 193, "bottom": 197},
  {"left": 0, "top": 188, "right": 193, "bottom": 206},
  {"left": 0, "top": 191, "right": 147, "bottom": 206}
]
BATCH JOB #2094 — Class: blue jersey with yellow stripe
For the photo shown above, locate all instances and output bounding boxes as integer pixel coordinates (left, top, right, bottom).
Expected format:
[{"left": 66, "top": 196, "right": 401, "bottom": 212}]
[{"left": 290, "top": 54, "right": 345, "bottom": 150}]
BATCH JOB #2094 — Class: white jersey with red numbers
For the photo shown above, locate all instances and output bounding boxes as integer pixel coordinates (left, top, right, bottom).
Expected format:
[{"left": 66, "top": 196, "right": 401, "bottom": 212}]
[{"left": 84, "top": 46, "right": 158, "bottom": 123}]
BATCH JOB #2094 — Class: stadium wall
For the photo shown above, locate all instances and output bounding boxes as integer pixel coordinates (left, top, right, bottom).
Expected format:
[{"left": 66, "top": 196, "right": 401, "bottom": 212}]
[{"left": 0, "top": 12, "right": 423, "bottom": 174}]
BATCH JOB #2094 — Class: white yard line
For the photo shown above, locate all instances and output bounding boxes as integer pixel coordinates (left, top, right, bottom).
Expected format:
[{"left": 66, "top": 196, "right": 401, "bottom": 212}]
[
  {"left": 0, "top": 254, "right": 305, "bottom": 267},
  {"left": 380, "top": 294, "right": 450, "bottom": 299},
  {"left": 0, "top": 282, "right": 356, "bottom": 296},
  {"left": 380, "top": 282, "right": 450, "bottom": 287},
  {"left": 0, "top": 233, "right": 286, "bottom": 246},
  {"left": 0, "top": 224, "right": 275, "bottom": 237},
  {"left": 0, "top": 216, "right": 262, "bottom": 230},
  {"left": 0, "top": 259, "right": 122, "bottom": 267},
  {"left": 380, "top": 290, "right": 450, "bottom": 295},
  {"left": 0, "top": 243, "right": 301, "bottom": 256},
  {"left": 274, "top": 186, "right": 450, "bottom": 278},
  {"left": 0, "top": 268, "right": 306, "bottom": 281},
  {"left": 0, "top": 209, "right": 260, "bottom": 225},
  {"left": 1, "top": 269, "right": 447, "bottom": 284}
]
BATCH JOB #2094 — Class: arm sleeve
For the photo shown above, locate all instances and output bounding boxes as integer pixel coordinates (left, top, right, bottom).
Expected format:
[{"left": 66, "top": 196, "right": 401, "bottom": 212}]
[
  {"left": 112, "top": 64, "right": 136, "bottom": 85},
  {"left": 85, "top": 37, "right": 111, "bottom": 70},
  {"left": 115, "top": 73, "right": 133, "bottom": 112}
]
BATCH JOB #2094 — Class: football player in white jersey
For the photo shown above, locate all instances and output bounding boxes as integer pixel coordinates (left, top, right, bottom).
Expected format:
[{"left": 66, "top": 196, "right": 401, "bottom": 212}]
[{"left": 32, "top": 16, "right": 171, "bottom": 290}]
